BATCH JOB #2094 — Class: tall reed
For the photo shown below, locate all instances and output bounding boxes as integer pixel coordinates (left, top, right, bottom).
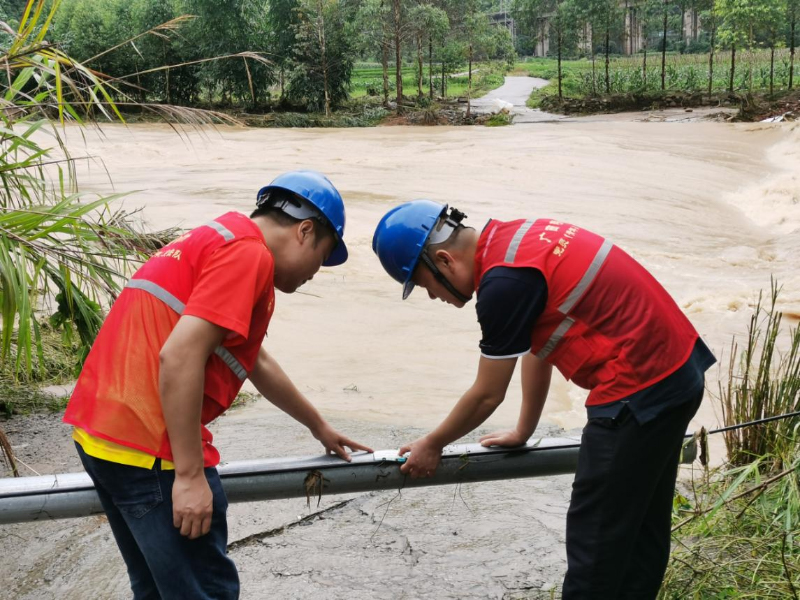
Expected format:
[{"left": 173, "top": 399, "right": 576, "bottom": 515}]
[{"left": 721, "top": 280, "right": 800, "bottom": 469}]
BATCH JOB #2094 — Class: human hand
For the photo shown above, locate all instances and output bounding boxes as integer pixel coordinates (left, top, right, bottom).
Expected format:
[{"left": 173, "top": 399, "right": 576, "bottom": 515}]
[
  {"left": 398, "top": 436, "right": 443, "bottom": 479},
  {"left": 479, "top": 429, "right": 530, "bottom": 448},
  {"left": 314, "top": 424, "right": 373, "bottom": 461},
  {"left": 172, "top": 472, "right": 213, "bottom": 539}
]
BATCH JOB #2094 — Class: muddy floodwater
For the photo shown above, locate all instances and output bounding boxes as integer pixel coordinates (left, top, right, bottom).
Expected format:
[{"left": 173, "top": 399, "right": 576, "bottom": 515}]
[
  {"left": 68, "top": 119, "right": 800, "bottom": 432},
  {"left": 2, "top": 118, "right": 799, "bottom": 599}
]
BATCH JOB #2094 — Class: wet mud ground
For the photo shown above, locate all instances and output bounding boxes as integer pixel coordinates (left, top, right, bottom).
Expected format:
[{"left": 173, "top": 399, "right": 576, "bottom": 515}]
[{"left": 1, "top": 406, "right": 577, "bottom": 600}]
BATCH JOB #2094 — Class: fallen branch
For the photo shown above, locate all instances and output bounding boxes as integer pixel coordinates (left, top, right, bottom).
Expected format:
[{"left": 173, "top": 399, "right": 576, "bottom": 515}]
[{"left": 0, "top": 425, "right": 19, "bottom": 477}]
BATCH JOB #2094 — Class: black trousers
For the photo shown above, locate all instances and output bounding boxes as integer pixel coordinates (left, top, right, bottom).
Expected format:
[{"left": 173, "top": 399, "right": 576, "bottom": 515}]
[{"left": 562, "top": 391, "right": 703, "bottom": 600}]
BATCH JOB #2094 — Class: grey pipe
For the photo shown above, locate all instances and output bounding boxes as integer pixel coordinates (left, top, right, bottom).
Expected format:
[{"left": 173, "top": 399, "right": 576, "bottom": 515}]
[{"left": 0, "top": 435, "right": 697, "bottom": 525}]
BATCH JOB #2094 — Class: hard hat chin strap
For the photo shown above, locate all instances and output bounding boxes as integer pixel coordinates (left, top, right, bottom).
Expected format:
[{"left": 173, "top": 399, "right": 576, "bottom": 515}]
[
  {"left": 419, "top": 251, "right": 472, "bottom": 304},
  {"left": 417, "top": 206, "right": 471, "bottom": 303}
]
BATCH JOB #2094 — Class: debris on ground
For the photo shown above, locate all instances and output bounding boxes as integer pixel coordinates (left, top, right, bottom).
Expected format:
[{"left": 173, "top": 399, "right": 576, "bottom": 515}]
[
  {"left": 380, "top": 106, "right": 494, "bottom": 126},
  {"left": 489, "top": 98, "right": 514, "bottom": 114},
  {"left": 762, "top": 112, "right": 798, "bottom": 123}
]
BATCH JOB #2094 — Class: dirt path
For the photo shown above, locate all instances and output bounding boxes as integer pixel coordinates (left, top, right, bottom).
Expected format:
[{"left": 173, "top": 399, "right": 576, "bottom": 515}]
[{"left": 469, "top": 75, "right": 561, "bottom": 123}]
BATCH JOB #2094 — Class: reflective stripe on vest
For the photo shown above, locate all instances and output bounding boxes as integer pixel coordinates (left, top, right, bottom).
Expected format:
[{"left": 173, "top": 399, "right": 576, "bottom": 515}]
[
  {"left": 504, "top": 220, "right": 535, "bottom": 263},
  {"left": 125, "top": 279, "right": 247, "bottom": 381},
  {"left": 125, "top": 279, "right": 248, "bottom": 382},
  {"left": 204, "top": 220, "right": 235, "bottom": 242},
  {"left": 500, "top": 221, "right": 614, "bottom": 360}
]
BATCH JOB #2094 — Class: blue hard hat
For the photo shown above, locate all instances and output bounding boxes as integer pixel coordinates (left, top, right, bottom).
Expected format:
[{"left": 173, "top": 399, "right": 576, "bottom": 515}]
[
  {"left": 372, "top": 200, "right": 448, "bottom": 299},
  {"left": 257, "top": 170, "right": 348, "bottom": 266}
]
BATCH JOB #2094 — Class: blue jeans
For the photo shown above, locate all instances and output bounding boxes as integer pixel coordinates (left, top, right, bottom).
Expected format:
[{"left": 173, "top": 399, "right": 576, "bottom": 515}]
[{"left": 76, "top": 443, "right": 239, "bottom": 600}]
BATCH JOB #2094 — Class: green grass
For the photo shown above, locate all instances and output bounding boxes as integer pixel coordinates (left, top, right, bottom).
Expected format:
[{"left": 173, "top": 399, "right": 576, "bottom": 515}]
[
  {"left": 0, "top": 324, "right": 82, "bottom": 416},
  {"left": 515, "top": 49, "right": 797, "bottom": 108},
  {"left": 661, "top": 452, "right": 800, "bottom": 599},
  {"left": 485, "top": 112, "right": 513, "bottom": 126}
]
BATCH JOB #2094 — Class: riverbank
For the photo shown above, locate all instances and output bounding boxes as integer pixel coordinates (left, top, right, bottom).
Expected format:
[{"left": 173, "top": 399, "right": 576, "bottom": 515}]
[{"left": 535, "top": 88, "right": 800, "bottom": 122}]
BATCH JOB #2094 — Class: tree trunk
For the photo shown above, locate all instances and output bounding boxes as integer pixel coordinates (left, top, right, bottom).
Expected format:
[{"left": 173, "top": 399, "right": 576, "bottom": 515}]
[
  {"left": 394, "top": 0, "right": 403, "bottom": 110},
  {"left": 791, "top": 13, "right": 796, "bottom": 91},
  {"left": 381, "top": 38, "right": 390, "bottom": 107},
  {"left": 558, "top": 18, "right": 563, "bottom": 101},
  {"left": 137, "top": 70, "right": 143, "bottom": 104},
  {"left": 643, "top": 39, "right": 648, "bottom": 89},
  {"left": 708, "top": 6, "right": 715, "bottom": 94},
  {"left": 605, "top": 23, "right": 610, "bottom": 94},
  {"left": 322, "top": 67, "right": 330, "bottom": 117},
  {"left": 467, "top": 44, "right": 473, "bottom": 118},
  {"left": 315, "top": 3, "right": 330, "bottom": 117},
  {"left": 429, "top": 35, "right": 434, "bottom": 100},
  {"left": 661, "top": 3, "right": 668, "bottom": 91},
  {"left": 769, "top": 46, "right": 774, "bottom": 95},
  {"left": 417, "top": 34, "right": 423, "bottom": 98},
  {"left": 163, "top": 41, "right": 171, "bottom": 104},
  {"left": 441, "top": 41, "right": 446, "bottom": 98},
  {"left": 729, "top": 44, "right": 736, "bottom": 93},
  {"left": 590, "top": 19, "right": 596, "bottom": 95}
]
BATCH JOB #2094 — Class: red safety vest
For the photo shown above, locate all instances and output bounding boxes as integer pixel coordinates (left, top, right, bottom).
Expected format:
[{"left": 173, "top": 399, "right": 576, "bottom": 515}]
[
  {"left": 64, "top": 212, "right": 275, "bottom": 466},
  {"left": 474, "top": 218, "right": 699, "bottom": 406}
]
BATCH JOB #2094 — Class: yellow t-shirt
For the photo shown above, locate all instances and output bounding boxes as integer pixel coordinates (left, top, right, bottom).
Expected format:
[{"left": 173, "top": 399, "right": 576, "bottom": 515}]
[{"left": 73, "top": 428, "right": 175, "bottom": 470}]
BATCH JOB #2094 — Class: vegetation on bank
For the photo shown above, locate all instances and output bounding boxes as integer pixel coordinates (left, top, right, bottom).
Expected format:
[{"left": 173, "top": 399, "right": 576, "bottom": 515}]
[
  {"left": 0, "top": 1, "right": 231, "bottom": 424},
  {"left": 660, "top": 283, "right": 800, "bottom": 599},
  {"left": 513, "top": 0, "right": 798, "bottom": 117},
  {"left": 235, "top": 61, "right": 508, "bottom": 128},
  {"left": 516, "top": 52, "right": 800, "bottom": 116},
  {"left": 350, "top": 61, "right": 507, "bottom": 101},
  {"left": 521, "top": 50, "right": 796, "bottom": 106},
  {"left": 0, "top": 325, "right": 78, "bottom": 417},
  {"left": 0, "top": 0, "right": 515, "bottom": 119}
]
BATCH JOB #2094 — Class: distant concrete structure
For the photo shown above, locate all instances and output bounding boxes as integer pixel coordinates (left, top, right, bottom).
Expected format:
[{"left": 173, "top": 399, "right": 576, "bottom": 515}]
[
  {"left": 683, "top": 8, "right": 701, "bottom": 45},
  {"left": 578, "top": 23, "right": 593, "bottom": 55},
  {"left": 489, "top": 8, "right": 517, "bottom": 45},
  {"left": 535, "top": 18, "right": 550, "bottom": 57},
  {"left": 515, "top": 2, "right": 705, "bottom": 58},
  {"left": 624, "top": 4, "right": 644, "bottom": 54}
]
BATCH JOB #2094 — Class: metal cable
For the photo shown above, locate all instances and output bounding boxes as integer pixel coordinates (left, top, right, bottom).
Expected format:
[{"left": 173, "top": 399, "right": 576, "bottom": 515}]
[{"left": 708, "top": 409, "right": 800, "bottom": 435}]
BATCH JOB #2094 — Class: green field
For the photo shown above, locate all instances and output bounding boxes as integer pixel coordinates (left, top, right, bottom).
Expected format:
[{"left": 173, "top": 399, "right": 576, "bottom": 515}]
[{"left": 514, "top": 50, "right": 797, "bottom": 107}]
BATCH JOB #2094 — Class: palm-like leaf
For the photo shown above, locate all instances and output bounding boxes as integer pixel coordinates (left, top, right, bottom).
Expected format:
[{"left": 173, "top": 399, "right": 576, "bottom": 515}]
[{"left": 0, "top": 1, "right": 188, "bottom": 378}]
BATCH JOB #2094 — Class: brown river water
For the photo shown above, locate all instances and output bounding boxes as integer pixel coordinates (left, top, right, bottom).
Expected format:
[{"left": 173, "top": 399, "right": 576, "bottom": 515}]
[
  {"left": 66, "top": 119, "right": 800, "bottom": 434},
  {"left": 2, "top": 118, "right": 798, "bottom": 599}
]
